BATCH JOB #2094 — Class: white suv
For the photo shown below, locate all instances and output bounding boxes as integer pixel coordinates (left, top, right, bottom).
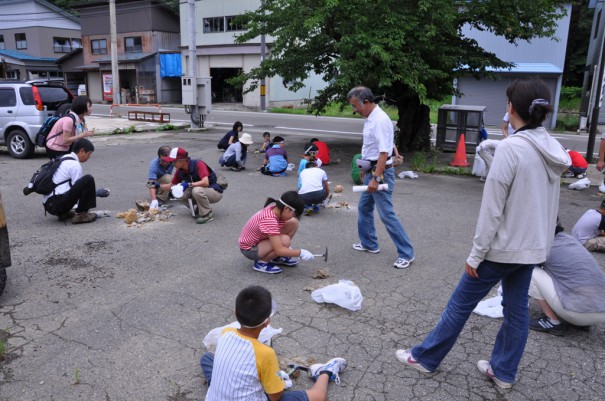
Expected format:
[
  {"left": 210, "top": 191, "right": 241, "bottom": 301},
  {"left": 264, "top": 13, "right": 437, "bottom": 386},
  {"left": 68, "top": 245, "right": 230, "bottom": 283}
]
[{"left": 0, "top": 80, "right": 74, "bottom": 158}]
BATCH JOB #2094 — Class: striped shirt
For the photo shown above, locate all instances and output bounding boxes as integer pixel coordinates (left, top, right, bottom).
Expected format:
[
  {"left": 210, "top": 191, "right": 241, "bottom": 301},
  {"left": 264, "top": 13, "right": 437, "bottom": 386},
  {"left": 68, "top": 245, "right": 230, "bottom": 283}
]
[
  {"left": 239, "top": 205, "right": 285, "bottom": 250},
  {"left": 205, "top": 328, "right": 283, "bottom": 401}
]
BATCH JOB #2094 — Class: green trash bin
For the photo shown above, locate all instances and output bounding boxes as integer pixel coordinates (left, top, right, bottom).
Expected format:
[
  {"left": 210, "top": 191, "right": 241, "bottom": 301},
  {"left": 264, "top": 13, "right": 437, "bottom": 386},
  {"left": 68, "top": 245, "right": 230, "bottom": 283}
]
[{"left": 351, "top": 154, "right": 362, "bottom": 185}]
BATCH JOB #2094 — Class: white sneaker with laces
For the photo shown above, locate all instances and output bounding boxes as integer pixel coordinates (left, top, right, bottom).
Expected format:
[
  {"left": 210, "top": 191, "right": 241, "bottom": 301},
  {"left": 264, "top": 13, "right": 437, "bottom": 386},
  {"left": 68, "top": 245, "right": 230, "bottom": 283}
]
[
  {"left": 394, "top": 257, "right": 415, "bottom": 269},
  {"left": 476, "top": 360, "right": 514, "bottom": 389},
  {"left": 309, "top": 357, "right": 347, "bottom": 384}
]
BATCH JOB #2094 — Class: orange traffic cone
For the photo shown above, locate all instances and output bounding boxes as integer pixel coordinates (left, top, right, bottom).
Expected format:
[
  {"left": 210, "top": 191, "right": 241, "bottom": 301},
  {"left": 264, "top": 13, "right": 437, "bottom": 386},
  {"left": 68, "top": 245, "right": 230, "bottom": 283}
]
[{"left": 450, "top": 133, "right": 470, "bottom": 167}]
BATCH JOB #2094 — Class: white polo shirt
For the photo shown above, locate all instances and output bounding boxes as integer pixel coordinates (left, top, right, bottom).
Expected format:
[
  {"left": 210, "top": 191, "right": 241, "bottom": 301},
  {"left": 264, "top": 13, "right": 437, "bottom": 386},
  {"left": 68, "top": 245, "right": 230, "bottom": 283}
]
[{"left": 361, "top": 104, "right": 394, "bottom": 165}]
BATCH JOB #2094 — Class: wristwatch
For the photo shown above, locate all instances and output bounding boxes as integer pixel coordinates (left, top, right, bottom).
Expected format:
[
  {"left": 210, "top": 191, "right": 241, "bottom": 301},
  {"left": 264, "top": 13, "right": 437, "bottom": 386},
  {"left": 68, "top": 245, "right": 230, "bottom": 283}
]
[{"left": 373, "top": 176, "right": 383, "bottom": 184}]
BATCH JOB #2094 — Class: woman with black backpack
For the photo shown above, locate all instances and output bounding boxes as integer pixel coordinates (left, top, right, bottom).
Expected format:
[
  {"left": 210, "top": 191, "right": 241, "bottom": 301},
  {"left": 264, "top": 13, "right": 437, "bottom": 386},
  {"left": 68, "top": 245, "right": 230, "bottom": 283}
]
[{"left": 45, "top": 96, "right": 95, "bottom": 159}]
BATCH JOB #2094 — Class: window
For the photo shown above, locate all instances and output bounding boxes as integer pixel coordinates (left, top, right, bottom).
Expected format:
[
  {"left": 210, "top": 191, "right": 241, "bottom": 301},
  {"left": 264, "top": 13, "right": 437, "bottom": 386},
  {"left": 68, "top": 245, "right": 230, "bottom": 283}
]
[
  {"left": 226, "top": 16, "right": 244, "bottom": 32},
  {"left": 124, "top": 36, "right": 142, "bottom": 52},
  {"left": 0, "top": 35, "right": 4, "bottom": 50},
  {"left": 15, "top": 33, "right": 26, "bottom": 50},
  {"left": 0, "top": 88, "right": 17, "bottom": 107},
  {"left": 53, "top": 37, "right": 72, "bottom": 53},
  {"left": 91, "top": 39, "right": 107, "bottom": 54},
  {"left": 203, "top": 17, "right": 224, "bottom": 33},
  {"left": 71, "top": 38, "right": 82, "bottom": 49}
]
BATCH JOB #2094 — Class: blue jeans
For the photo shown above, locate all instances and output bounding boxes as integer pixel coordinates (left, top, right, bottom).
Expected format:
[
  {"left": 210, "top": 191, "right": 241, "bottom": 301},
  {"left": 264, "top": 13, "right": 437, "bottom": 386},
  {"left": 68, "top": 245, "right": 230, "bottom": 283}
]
[
  {"left": 411, "top": 260, "right": 534, "bottom": 384},
  {"left": 358, "top": 167, "right": 413, "bottom": 258},
  {"left": 219, "top": 153, "right": 246, "bottom": 168}
]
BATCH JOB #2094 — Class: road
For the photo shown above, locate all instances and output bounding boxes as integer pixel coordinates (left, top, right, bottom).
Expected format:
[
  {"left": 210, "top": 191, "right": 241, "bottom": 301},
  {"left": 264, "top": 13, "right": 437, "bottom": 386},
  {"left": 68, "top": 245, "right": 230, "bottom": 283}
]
[
  {"left": 0, "top": 128, "right": 604, "bottom": 400},
  {"left": 91, "top": 103, "right": 594, "bottom": 155}
]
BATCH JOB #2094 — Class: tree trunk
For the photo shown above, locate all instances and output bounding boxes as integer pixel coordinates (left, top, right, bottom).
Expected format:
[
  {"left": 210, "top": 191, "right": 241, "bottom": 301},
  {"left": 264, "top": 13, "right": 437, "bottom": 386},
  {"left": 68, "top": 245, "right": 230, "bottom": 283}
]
[{"left": 391, "top": 89, "right": 432, "bottom": 152}]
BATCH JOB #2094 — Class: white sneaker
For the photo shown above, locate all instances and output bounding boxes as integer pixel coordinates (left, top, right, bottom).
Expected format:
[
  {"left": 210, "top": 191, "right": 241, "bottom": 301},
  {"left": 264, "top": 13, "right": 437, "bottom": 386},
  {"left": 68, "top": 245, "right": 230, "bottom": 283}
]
[
  {"left": 394, "top": 257, "right": 415, "bottom": 269},
  {"left": 309, "top": 357, "right": 347, "bottom": 384},
  {"left": 352, "top": 243, "right": 380, "bottom": 253},
  {"left": 476, "top": 360, "right": 514, "bottom": 389},
  {"left": 395, "top": 349, "right": 431, "bottom": 373}
]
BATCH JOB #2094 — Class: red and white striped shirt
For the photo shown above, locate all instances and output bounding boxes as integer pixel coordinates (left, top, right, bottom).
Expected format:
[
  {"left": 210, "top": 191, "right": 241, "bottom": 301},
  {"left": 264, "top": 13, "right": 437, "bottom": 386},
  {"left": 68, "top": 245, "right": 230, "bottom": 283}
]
[{"left": 239, "top": 205, "right": 284, "bottom": 250}]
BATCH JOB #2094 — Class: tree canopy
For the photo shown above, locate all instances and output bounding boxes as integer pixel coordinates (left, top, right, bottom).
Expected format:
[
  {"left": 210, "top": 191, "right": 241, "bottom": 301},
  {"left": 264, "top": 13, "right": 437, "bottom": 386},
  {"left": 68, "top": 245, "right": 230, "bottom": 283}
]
[{"left": 233, "top": 0, "right": 568, "bottom": 150}]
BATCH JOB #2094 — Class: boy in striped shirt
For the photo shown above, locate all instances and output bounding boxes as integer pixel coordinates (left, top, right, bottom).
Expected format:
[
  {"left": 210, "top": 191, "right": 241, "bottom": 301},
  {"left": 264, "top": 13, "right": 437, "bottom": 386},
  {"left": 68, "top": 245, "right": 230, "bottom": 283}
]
[{"left": 201, "top": 286, "right": 347, "bottom": 401}]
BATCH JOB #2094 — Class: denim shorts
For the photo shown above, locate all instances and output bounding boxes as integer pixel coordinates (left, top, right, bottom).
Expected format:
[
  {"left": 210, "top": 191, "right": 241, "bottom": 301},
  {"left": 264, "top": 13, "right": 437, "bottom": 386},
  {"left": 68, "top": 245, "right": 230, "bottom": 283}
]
[
  {"left": 240, "top": 246, "right": 259, "bottom": 261},
  {"left": 281, "top": 390, "right": 309, "bottom": 401}
]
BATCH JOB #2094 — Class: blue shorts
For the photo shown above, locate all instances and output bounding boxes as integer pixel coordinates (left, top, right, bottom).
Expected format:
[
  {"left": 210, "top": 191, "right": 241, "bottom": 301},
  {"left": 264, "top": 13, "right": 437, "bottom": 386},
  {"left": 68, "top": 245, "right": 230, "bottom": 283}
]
[{"left": 281, "top": 390, "right": 309, "bottom": 401}]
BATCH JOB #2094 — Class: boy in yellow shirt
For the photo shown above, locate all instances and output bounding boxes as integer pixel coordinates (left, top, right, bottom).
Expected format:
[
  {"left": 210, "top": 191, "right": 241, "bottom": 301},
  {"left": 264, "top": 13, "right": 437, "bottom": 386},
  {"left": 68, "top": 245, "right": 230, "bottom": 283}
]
[{"left": 201, "top": 286, "right": 347, "bottom": 401}]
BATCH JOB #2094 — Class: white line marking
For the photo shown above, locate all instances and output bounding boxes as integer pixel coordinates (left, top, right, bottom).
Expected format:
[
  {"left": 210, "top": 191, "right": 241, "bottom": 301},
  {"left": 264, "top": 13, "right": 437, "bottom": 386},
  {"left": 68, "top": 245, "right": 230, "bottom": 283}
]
[{"left": 274, "top": 126, "right": 361, "bottom": 136}]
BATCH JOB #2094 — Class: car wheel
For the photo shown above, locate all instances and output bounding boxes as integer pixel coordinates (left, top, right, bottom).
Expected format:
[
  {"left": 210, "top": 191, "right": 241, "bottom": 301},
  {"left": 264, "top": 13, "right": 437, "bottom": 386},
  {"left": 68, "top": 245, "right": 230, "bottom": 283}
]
[{"left": 7, "top": 128, "right": 34, "bottom": 159}]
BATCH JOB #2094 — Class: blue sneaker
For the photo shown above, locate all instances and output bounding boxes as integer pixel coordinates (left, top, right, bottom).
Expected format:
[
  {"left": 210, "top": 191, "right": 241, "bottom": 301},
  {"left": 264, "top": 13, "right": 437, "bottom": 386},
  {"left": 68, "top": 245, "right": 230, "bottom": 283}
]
[
  {"left": 312, "top": 204, "right": 321, "bottom": 213},
  {"left": 253, "top": 261, "right": 283, "bottom": 274},
  {"left": 309, "top": 357, "right": 347, "bottom": 384},
  {"left": 271, "top": 256, "right": 299, "bottom": 266}
]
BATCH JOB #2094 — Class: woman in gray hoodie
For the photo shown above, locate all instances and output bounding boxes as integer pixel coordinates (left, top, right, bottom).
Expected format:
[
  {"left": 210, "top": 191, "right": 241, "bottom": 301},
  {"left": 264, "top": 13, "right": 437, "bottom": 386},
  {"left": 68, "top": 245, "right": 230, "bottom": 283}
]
[{"left": 396, "top": 78, "right": 571, "bottom": 389}]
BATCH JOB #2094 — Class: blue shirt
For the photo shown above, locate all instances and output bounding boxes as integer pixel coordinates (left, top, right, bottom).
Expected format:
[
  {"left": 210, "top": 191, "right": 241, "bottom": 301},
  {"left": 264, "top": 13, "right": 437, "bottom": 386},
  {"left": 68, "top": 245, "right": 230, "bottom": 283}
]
[{"left": 148, "top": 157, "right": 173, "bottom": 180}]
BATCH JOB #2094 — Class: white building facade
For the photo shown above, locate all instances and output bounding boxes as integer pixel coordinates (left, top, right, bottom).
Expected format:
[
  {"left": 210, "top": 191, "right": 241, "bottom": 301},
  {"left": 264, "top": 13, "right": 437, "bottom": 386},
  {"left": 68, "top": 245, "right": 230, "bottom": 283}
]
[{"left": 179, "top": 0, "right": 326, "bottom": 108}]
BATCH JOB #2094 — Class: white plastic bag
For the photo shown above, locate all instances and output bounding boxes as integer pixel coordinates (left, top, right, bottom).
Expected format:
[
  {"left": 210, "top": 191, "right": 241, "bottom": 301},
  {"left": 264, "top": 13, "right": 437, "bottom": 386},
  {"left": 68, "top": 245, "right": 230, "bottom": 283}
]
[
  {"left": 472, "top": 153, "right": 486, "bottom": 177},
  {"left": 203, "top": 322, "right": 283, "bottom": 352},
  {"left": 397, "top": 171, "right": 418, "bottom": 179},
  {"left": 171, "top": 184, "right": 185, "bottom": 198},
  {"left": 311, "top": 280, "right": 363, "bottom": 311},
  {"left": 568, "top": 177, "right": 591, "bottom": 190}
]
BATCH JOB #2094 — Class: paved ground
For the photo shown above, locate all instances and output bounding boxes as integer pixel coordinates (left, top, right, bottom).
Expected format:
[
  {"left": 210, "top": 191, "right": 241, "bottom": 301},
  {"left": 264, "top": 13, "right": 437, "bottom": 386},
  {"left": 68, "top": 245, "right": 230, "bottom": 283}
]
[{"left": 0, "top": 128, "right": 604, "bottom": 401}]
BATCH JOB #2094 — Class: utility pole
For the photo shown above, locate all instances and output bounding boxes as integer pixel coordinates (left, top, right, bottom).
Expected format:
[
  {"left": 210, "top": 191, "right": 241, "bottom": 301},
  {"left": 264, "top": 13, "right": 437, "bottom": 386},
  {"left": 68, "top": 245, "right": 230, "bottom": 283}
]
[
  {"left": 260, "top": 0, "right": 266, "bottom": 111},
  {"left": 109, "top": 0, "right": 121, "bottom": 105},
  {"left": 188, "top": 0, "right": 198, "bottom": 125},
  {"left": 587, "top": 21, "right": 605, "bottom": 163}
]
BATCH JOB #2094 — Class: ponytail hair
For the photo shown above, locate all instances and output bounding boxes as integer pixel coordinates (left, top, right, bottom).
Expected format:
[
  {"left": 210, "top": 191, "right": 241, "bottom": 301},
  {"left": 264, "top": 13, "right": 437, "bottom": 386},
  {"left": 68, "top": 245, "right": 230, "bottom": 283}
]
[
  {"left": 506, "top": 78, "right": 553, "bottom": 130},
  {"left": 264, "top": 190, "right": 305, "bottom": 219}
]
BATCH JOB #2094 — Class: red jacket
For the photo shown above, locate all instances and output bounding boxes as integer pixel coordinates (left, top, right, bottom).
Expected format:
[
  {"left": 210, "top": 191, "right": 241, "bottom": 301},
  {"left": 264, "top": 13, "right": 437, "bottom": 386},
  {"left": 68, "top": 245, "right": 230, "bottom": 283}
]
[
  {"left": 568, "top": 150, "right": 588, "bottom": 168},
  {"left": 314, "top": 140, "right": 330, "bottom": 165}
]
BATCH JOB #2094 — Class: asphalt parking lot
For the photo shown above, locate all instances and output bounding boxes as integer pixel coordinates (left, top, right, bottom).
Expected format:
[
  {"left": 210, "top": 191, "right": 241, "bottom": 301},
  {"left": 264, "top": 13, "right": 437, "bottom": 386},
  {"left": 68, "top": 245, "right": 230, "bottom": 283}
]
[{"left": 0, "top": 128, "right": 604, "bottom": 401}]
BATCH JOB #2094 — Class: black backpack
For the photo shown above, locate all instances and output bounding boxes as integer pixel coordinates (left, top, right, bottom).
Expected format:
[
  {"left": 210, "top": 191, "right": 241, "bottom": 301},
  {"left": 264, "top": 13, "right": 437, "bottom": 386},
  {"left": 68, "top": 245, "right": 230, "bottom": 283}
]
[
  {"left": 35, "top": 105, "right": 75, "bottom": 147},
  {"left": 23, "top": 155, "right": 73, "bottom": 196}
]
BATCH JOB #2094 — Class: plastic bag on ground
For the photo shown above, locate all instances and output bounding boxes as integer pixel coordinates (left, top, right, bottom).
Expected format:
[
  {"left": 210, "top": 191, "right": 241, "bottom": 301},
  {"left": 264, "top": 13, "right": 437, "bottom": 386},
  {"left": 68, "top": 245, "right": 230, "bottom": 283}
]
[
  {"left": 311, "top": 279, "right": 363, "bottom": 311},
  {"left": 568, "top": 177, "right": 591, "bottom": 190},
  {"left": 398, "top": 171, "right": 418, "bottom": 179},
  {"left": 203, "top": 321, "right": 283, "bottom": 352}
]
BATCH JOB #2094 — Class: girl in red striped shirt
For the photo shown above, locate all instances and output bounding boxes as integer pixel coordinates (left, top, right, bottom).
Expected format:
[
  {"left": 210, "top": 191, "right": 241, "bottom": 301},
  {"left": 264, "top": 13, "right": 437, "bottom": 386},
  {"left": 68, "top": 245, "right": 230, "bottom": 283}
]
[{"left": 239, "top": 191, "right": 315, "bottom": 274}]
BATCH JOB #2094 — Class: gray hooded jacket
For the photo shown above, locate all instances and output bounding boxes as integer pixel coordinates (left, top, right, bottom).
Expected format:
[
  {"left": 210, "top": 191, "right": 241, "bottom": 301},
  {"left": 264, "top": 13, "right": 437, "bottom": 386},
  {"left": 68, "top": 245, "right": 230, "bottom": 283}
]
[{"left": 467, "top": 126, "right": 571, "bottom": 268}]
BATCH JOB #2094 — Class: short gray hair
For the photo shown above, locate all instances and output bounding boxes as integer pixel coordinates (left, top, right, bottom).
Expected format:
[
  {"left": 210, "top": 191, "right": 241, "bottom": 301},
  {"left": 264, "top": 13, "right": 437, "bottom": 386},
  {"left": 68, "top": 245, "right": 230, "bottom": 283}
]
[{"left": 347, "top": 86, "right": 375, "bottom": 103}]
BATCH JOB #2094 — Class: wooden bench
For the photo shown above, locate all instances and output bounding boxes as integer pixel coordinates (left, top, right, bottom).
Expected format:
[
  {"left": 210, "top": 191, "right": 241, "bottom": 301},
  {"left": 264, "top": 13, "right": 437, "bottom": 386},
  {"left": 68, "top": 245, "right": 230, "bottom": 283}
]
[{"left": 127, "top": 111, "right": 171, "bottom": 123}]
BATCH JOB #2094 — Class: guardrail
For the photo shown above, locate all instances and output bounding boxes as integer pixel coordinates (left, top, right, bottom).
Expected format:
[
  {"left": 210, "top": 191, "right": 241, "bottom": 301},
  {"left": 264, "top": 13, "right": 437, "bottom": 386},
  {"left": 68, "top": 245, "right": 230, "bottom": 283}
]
[
  {"left": 127, "top": 111, "right": 171, "bottom": 123},
  {"left": 110, "top": 103, "right": 162, "bottom": 117}
]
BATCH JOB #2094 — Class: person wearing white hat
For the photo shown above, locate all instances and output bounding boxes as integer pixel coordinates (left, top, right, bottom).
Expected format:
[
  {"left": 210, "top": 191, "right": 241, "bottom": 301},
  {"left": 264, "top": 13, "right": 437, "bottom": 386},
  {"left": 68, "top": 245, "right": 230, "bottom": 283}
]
[
  {"left": 154, "top": 147, "right": 223, "bottom": 224},
  {"left": 219, "top": 133, "right": 254, "bottom": 172}
]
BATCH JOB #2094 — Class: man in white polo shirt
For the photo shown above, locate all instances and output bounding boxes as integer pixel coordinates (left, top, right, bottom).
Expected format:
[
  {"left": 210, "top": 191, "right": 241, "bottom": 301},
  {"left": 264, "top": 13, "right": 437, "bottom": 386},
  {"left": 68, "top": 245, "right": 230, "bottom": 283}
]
[{"left": 347, "top": 86, "right": 415, "bottom": 269}]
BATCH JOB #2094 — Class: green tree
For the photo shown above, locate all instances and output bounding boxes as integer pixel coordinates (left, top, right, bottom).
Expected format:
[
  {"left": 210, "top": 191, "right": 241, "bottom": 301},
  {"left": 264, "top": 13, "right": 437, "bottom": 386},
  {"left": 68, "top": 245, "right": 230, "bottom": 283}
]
[{"left": 232, "top": 0, "right": 567, "bottom": 151}]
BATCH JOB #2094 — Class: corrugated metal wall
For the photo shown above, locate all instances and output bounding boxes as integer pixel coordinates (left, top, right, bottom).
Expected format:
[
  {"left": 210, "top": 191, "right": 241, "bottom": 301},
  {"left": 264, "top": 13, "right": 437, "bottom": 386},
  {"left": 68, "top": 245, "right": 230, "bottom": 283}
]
[{"left": 457, "top": 75, "right": 558, "bottom": 129}]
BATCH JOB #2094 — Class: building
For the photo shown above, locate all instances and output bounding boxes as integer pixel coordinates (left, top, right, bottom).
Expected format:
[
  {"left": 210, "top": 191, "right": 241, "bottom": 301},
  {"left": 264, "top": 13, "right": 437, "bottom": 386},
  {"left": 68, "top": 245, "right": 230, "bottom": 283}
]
[
  {"left": 71, "top": 0, "right": 181, "bottom": 104},
  {"left": 455, "top": 4, "right": 572, "bottom": 129},
  {"left": 180, "top": 0, "right": 326, "bottom": 108},
  {"left": 582, "top": 0, "right": 605, "bottom": 126},
  {"left": 0, "top": 0, "right": 81, "bottom": 81}
]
